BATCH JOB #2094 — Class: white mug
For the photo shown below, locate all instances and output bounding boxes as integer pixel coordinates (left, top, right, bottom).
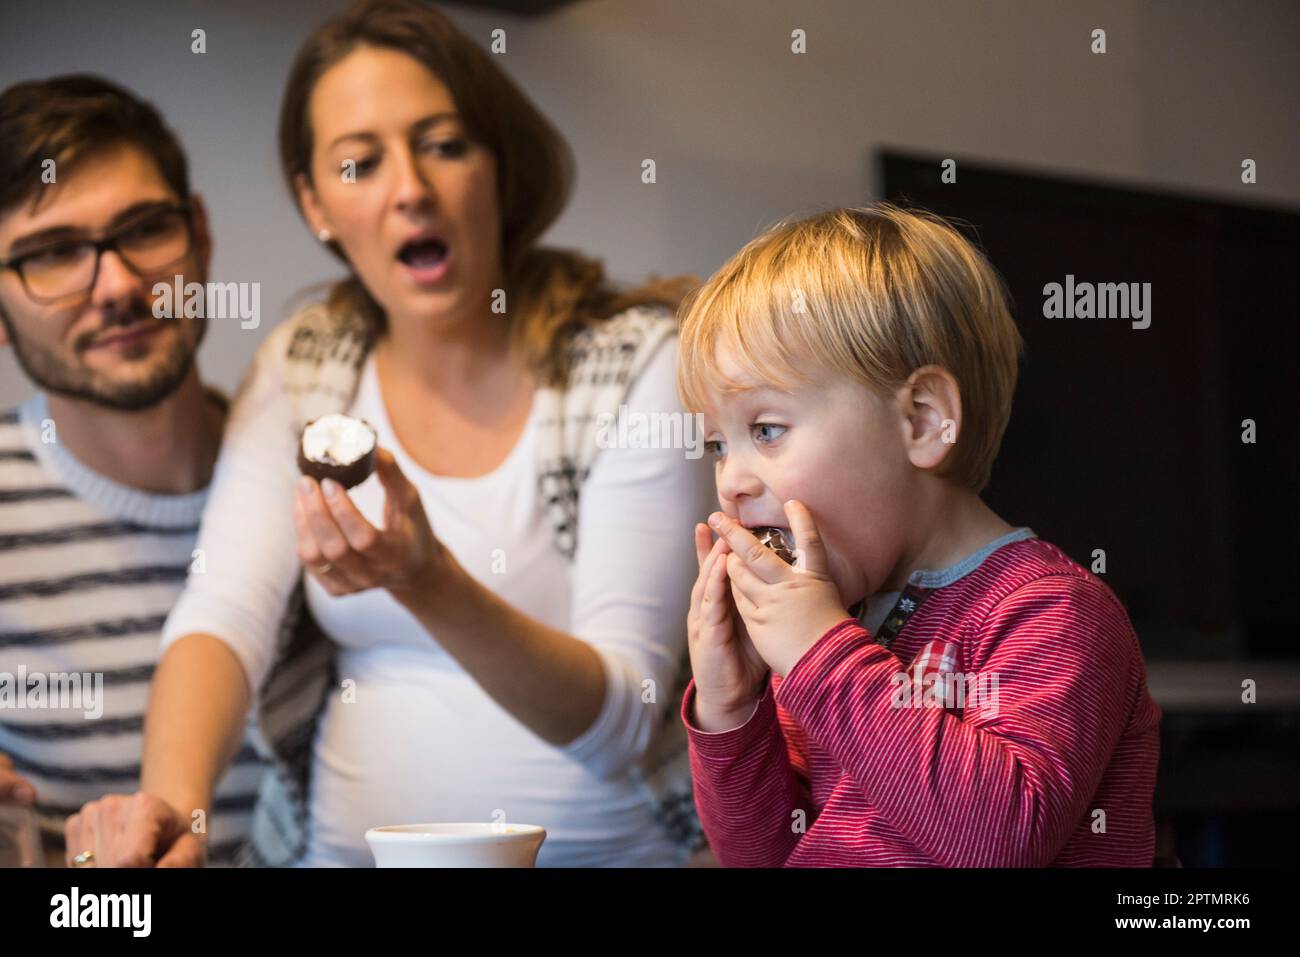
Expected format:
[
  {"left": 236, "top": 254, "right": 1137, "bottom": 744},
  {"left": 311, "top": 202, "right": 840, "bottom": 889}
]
[{"left": 364, "top": 822, "right": 546, "bottom": 868}]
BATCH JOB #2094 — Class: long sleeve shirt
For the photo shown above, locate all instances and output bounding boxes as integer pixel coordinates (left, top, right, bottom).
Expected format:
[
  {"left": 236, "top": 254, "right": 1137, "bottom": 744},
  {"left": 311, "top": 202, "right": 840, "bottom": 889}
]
[
  {"left": 682, "top": 536, "right": 1162, "bottom": 867},
  {"left": 0, "top": 395, "right": 266, "bottom": 864}
]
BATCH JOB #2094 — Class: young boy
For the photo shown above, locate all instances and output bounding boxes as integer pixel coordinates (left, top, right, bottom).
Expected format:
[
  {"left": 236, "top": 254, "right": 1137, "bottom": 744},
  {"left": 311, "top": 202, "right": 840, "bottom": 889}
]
[{"left": 677, "top": 204, "right": 1161, "bottom": 866}]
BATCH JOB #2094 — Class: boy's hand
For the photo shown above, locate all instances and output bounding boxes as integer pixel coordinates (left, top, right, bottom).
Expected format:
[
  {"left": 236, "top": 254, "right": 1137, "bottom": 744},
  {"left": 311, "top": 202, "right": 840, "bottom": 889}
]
[
  {"left": 709, "top": 501, "right": 851, "bottom": 677},
  {"left": 686, "top": 523, "right": 769, "bottom": 732}
]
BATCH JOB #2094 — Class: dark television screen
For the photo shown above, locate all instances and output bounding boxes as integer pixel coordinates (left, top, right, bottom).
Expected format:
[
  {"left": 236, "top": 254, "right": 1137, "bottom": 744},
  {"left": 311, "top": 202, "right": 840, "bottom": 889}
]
[{"left": 880, "top": 151, "right": 1300, "bottom": 660}]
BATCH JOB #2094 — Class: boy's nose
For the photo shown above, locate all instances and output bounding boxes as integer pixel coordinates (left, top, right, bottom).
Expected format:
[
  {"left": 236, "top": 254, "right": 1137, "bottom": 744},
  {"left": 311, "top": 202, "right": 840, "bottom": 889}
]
[{"left": 716, "top": 453, "right": 765, "bottom": 506}]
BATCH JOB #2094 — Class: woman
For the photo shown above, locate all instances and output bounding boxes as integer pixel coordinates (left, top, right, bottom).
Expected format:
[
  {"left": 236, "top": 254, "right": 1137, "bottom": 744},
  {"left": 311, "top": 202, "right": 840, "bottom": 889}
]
[{"left": 65, "top": 0, "right": 709, "bottom": 867}]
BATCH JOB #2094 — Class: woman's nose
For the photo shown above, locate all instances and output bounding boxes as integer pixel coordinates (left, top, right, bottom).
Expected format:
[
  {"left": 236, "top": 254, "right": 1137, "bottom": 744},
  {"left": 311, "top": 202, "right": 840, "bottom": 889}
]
[{"left": 391, "top": 146, "right": 435, "bottom": 213}]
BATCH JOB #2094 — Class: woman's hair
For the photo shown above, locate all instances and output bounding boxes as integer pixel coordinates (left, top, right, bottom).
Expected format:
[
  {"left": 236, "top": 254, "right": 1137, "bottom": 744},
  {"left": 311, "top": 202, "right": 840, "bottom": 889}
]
[
  {"left": 677, "top": 204, "right": 1023, "bottom": 492},
  {"left": 278, "top": 0, "right": 694, "bottom": 385}
]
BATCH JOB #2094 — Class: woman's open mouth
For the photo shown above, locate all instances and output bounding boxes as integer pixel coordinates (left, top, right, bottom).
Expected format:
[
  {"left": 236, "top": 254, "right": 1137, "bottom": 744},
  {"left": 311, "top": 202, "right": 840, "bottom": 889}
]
[{"left": 396, "top": 237, "right": 451, "bottom": 285}]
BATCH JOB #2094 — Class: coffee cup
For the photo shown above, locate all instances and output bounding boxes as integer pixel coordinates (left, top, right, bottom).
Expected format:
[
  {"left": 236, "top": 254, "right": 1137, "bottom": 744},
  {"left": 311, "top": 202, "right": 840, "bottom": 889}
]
[{"left": 364, "top": 822, "right": 546, "bottom": 868}]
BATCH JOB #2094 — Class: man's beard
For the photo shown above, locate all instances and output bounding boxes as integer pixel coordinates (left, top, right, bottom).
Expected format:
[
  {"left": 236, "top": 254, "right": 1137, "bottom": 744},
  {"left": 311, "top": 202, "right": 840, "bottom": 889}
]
[{"left": 0, "top": 307, "right": 206, "bottom": 412}]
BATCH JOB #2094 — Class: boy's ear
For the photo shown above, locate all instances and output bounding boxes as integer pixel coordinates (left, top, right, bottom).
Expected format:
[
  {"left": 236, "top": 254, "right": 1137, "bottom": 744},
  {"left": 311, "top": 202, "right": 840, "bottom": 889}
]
[{"left": 896, "top": 364, "right": 962, "bottom": 472}]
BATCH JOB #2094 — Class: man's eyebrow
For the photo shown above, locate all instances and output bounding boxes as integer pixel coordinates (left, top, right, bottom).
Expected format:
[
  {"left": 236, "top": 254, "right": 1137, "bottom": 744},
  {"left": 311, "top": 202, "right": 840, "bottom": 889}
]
[
  {"left": 105, "top": 200, "right": 177, "bottom": 230},
  {"left": 6, "top": 225, "right": 83, "bottom": 256},
  {"left": 6, "top": 200, "right": 175, "bottom": 256},
  {"left": 326, "top": 111, "right": 461, "bottom": 151}
]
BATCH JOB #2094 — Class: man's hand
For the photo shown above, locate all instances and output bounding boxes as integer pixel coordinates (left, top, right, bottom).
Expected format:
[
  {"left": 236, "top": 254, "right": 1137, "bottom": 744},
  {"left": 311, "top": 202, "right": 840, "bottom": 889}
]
[
  {"left": 0, "top": 752, "right": 36, "bottom": 805},
  {"left": 64, "top": 792, "right": 207, "bottom": 868}
]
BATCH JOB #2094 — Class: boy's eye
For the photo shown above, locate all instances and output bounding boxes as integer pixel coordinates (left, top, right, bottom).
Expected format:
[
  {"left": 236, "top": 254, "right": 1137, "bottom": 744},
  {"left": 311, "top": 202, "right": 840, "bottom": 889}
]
[
  {"left": 751, "top": 423, "right": 787, "bottom": 445},
  {"left": 351, "top": 155, "right": 379, "bottom": 176},
  {"left": 704, "top": 439, "right": 727, "bottom": 460}
]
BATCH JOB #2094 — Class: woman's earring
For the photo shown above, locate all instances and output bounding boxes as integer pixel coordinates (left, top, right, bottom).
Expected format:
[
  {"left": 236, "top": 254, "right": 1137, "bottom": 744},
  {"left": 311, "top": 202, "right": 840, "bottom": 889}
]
[{"left": 317, "top": 229, "right": 331, "bottom": 243}]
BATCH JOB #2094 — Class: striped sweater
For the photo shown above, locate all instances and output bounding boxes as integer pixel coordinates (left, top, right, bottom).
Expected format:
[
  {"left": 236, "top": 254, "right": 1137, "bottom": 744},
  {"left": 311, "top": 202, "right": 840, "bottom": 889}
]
[
  {"left": 0, "top": 395, "right": 266, "bottom": 864},
  {"left": 681, "top": 536, "right": 1162, "bottom": 867}
]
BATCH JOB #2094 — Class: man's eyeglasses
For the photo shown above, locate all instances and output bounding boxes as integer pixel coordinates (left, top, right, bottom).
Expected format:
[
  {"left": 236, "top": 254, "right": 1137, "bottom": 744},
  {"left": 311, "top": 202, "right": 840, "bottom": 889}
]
[{"left": 0, "top": 203, "right": 195, "bottom": 304}]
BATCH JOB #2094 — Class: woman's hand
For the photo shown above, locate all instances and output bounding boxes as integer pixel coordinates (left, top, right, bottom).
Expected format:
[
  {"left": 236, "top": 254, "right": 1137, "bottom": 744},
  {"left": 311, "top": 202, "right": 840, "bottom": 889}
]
[
  {"left": 294, "top": 447, "right": 445, "bottom": 605},
  {"left": 686, "top": 523, "right": 770, "bottom": 732},
  {"left": 708, "top": 501, "right": 851, "bottom": 678},
  {"left": 64, "top": 792, "right": 205, "bottom": 868}
]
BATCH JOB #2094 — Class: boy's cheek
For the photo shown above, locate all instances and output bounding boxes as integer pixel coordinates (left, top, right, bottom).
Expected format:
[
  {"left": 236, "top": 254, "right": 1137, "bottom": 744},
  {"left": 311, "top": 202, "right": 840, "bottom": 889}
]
[
  {"left": 826, "top": 554, "right": 869, "bottom": 610},
  {"left": 810, "top": 512, "right": 882, "bottom": 602}
]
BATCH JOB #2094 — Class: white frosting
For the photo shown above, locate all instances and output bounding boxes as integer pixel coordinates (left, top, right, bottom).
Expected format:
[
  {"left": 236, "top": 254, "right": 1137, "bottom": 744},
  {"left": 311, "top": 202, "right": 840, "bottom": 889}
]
[{"left": 302, "top": 414, "right": 376, "bottom": 466}]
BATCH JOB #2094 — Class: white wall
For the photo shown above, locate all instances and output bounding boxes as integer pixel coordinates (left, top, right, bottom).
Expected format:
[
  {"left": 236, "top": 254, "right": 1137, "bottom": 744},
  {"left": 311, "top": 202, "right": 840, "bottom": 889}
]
[{"left": 3, "top": 0, "right": 1297, "bottom": 408}]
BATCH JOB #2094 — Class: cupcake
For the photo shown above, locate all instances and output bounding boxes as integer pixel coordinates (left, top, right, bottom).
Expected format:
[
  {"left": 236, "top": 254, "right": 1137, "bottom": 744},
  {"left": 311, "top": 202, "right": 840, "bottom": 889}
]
[{"left": 297, "top": 413, "right": 378, "bottom": 490}]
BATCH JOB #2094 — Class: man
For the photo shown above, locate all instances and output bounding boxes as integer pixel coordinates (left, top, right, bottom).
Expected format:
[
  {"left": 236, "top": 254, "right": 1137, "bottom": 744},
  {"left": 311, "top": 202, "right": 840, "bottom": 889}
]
[{"left": 0, "top": 74, "right": 269, "bottom": 866}]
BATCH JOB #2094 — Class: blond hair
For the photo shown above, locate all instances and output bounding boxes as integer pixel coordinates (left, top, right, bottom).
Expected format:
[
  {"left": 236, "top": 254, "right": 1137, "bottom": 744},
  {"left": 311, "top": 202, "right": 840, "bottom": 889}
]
[{"left": 677, "top": 204, "right": 1022, "bottom": 491}]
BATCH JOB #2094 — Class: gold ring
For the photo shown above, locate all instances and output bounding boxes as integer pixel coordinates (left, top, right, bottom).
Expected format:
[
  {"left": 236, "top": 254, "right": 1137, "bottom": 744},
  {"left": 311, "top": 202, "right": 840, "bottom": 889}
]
[
  {"left": 314, "top": 562, "right": 333, "bottom": 575},
  {"left": 72, "top": 849, "right": 95, "bottom": 867}
]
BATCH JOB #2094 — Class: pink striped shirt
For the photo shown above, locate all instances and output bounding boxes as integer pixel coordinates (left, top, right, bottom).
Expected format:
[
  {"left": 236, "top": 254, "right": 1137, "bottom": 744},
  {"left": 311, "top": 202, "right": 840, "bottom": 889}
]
[{"left": 682, "top": 537, "right": 1162, "bottom": 866}]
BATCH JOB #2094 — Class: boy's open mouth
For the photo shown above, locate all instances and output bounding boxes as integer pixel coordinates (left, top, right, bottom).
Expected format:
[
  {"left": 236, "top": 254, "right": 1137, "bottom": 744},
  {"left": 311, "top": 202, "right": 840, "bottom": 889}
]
[{"left": 748, "top": 525, "right": 796, "bottom": 564}]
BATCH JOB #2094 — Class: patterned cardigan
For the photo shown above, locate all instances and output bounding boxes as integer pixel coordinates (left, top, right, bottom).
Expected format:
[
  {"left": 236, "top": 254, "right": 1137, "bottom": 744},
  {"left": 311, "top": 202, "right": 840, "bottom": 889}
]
[{"left": 243, "top": 301, "right": 704, "bottom": 865}]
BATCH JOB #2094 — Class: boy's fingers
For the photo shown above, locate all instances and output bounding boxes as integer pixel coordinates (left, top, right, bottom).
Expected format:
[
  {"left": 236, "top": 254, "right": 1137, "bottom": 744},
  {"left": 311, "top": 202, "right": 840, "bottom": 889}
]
[
  {"left": 726, "top": 550, "right": 766, "bottom": 602},
  {"left": 695, "top": 538, "right": 727, "bottom": 604},
  {"left": 702, "top": 533, "right": 729, "bottom": 577},
  {"left": 691, "top": 534, "right": 723, "bottom": 611},
  {"left": 703, "top": 548, "right": 732, "bottom": 619},
  {"left": 784, "top": 499, "right": 828, "bottom": 574},
  {"left": 708, "top": 512, "right": 786, "bottom": 583},
  {"left": 728, "top": 568, "right": 758, "bottom": 618},
  {"left": 694, "top": 523, "right": 712, "bottom": 569}
]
